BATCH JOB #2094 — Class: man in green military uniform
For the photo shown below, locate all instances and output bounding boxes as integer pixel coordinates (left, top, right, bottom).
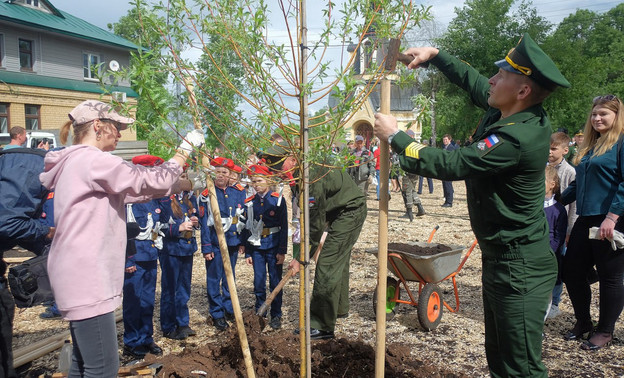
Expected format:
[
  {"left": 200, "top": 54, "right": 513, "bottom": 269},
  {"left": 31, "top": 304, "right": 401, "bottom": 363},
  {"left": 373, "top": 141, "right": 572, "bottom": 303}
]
[
  {"left": 260, "top": 143, "right": 367, "bottom": 340},
  {"left": 374, "top": 33, "right": 569, "bottom": 377}
]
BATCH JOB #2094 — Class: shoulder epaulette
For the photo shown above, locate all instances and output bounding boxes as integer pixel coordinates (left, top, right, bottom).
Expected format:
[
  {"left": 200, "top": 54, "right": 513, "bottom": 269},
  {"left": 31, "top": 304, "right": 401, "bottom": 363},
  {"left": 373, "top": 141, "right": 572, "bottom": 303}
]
[
  {"left": 47, "top": 192, "right": 54, "bottom": 200},
  {"left": 271, "top": 192, "right": 280, "bottom": 198},
  {"left": 234, "top": 184, "right": 245, "bottom": 191},
  {"left": 245, "top": 195, "right": 254, "bottom": 203},
  {"left": 202, "top": 188, "right": 210, "bottom": 197}
]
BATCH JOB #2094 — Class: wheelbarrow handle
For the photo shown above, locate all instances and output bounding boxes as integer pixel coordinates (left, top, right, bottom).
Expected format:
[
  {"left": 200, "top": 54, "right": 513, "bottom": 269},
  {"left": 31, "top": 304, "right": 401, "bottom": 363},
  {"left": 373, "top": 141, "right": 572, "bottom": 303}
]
[{"left": 427, "top": 225, "right": 440, "bottom": 244}]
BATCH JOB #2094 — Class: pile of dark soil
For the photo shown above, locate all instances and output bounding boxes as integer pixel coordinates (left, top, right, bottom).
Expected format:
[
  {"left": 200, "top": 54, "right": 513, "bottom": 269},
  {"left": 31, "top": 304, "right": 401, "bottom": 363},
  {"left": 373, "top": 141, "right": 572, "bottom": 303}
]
[
  {"left": 149, "top": 311, "right": 465, "bottom": 377},
  {"left": 387, "top": 242, "right": 452, "bottom": 256}
]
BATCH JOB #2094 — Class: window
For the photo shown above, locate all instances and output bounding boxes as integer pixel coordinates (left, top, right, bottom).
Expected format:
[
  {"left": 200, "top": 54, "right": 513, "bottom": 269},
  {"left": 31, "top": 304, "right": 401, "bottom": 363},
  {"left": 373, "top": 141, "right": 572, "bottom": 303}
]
[
  {"left": 19, "top": 39, "right": 33, "bottom": 70},
  {"left": 83, "top": 53, "right": 101, "bottom": 79},
  {"left": 25, "top": 104, "right": 40, "bottom": 130},
  {"left": 26, "top": 0, "right": 40, "bottom": 6},
  {"left": 0, "top": 103, "right": 9, "bottom": 133},
  {"left": 0, "top": 34, "right": 3, "bottom": 67}
]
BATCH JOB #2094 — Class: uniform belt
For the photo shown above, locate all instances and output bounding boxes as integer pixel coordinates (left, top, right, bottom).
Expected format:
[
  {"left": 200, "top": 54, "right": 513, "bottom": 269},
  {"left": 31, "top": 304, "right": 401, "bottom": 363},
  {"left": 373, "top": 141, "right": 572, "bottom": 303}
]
[
  {"left": 222, "top": 216, "right": 238, "bottom": 225},
  {"left": 261, "top": 227, "right": 281, "bottom": 236}
]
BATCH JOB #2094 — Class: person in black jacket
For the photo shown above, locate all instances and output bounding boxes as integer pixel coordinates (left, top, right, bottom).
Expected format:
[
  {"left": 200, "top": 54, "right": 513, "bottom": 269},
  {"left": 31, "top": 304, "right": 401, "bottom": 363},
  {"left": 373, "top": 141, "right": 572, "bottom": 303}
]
[{"left": 0, "top": 147, "right": 55, "bottom": 377}]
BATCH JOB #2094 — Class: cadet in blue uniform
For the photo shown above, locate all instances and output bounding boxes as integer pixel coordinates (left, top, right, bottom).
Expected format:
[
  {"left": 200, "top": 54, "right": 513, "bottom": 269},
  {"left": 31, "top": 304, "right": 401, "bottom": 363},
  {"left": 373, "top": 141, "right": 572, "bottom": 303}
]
[
  {"left": 122, "top": 155, "right": 167, "bottom": 358},
  {"left": 198, "top": 157, "right": 247, "bottom": 331},
  {"left": 159, "top": 186, "right": 198, "bottom": 340},
  {"left": 374, "top": 34, "right": 570, "bottom": 377},
  {"left": 244, "top": 164, "right": 288, "bottom": 329}
]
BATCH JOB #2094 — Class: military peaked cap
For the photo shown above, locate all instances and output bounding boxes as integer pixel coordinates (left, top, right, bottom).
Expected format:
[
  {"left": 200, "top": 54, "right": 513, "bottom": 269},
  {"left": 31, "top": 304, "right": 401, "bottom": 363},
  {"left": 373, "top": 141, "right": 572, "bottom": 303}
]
[{"left": 495, "top": 33, "right": 570, "bottom": 91}]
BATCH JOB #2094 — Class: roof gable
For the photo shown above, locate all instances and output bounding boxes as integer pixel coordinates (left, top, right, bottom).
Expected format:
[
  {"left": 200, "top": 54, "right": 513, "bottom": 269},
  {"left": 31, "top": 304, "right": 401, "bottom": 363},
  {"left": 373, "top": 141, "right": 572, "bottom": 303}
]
[{"left": 0, "top": 0, "right": 140, "bottom": 51}]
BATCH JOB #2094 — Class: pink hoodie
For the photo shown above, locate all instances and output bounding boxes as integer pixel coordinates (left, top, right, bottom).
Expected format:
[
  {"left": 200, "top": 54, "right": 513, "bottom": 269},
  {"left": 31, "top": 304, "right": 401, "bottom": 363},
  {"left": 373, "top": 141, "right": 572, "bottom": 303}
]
[{"left": 40, "top": 145, "right": 182, "bottom": 321}]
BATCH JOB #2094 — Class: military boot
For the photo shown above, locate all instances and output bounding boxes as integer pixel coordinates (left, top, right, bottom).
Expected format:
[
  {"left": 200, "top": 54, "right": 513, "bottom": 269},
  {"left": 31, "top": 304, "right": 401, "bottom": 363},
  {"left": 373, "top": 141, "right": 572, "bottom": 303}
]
[
  {"left": 401, "top": 207, "right": 414, "bottom": 222},
  {"left": 416, "top": 203, "right": 426, "bottom": 216}
]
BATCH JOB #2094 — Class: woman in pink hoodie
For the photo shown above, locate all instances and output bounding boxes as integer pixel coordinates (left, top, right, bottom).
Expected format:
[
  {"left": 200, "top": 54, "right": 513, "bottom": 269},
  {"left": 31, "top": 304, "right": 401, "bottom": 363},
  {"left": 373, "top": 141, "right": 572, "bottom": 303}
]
[{"left": 39, "top": 100, "right": 204, "bottom": 377}]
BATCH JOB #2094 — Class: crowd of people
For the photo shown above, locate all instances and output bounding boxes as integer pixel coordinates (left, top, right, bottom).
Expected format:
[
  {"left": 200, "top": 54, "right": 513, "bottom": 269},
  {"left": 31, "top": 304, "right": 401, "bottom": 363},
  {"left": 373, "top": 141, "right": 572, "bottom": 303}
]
[{"left": 0, "top": 31, "right": 623, "bottom": 378}]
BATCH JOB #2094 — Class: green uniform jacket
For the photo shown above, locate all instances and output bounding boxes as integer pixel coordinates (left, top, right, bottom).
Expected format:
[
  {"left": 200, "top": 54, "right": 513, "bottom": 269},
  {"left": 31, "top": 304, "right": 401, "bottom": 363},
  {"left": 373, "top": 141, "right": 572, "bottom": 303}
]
[
  {"left": 308, "top": 167, "right": 366, "bottom": 251},
  {"left": 391, "top": 50, "right": 551, "bottom": 250}
]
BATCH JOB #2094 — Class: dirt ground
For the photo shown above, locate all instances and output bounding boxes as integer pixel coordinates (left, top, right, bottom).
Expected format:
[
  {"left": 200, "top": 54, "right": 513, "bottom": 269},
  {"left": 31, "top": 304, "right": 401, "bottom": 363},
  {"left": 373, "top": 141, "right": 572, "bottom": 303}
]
[{"left": 12, "top": 182, "right": 624, "bottom": 377}]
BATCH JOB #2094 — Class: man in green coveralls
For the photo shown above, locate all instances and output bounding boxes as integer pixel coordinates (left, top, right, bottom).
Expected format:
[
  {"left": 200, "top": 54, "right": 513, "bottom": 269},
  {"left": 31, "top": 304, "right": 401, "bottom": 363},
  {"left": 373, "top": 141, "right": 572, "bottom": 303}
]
[
  {"left": 374, "top": 34, "right": 569, "bottom": 377},
  {"left": 260, "top": 143, "right": 367, "bottom": 340}
]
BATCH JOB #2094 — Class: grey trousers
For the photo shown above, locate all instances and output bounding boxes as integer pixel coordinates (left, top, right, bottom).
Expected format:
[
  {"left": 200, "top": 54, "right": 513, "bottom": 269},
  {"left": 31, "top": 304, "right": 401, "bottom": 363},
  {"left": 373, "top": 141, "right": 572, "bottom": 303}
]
[{"left": 69, "top": 311, "right": 119, "bottom": 378}]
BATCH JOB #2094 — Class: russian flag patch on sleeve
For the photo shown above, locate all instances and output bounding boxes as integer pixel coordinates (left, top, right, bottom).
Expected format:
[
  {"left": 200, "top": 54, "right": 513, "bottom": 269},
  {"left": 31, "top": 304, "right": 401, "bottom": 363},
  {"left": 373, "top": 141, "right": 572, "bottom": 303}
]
[
  {"left": 484, "top": 135, "right": 500, "bottom": 148},
  {"left": 476, "top": 134, "right": 504, "bottom": 156}
]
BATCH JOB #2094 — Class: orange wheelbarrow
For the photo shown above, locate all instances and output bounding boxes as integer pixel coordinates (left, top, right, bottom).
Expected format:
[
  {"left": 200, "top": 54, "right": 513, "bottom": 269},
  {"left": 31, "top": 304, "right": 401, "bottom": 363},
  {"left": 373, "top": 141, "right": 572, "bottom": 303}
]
[{"left": 370, "top": 227, "right": 478, "bottom": 331}]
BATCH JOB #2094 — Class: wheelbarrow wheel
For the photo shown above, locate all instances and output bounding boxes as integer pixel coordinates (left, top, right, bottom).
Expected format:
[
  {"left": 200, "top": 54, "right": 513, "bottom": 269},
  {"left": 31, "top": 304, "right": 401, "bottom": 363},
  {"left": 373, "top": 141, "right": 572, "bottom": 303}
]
[
  {"left": 417, "top": 283, "right": 443, "bottom": 331},
  {"left": 373, "top": 277, "right": 399, "bottom": 321}
]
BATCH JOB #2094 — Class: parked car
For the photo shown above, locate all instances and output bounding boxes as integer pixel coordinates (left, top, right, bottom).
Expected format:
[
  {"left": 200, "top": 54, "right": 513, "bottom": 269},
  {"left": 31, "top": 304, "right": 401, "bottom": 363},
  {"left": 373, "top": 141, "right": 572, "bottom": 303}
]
[{"left": 0, "top": 131, "right": 57, "bottom": 149}]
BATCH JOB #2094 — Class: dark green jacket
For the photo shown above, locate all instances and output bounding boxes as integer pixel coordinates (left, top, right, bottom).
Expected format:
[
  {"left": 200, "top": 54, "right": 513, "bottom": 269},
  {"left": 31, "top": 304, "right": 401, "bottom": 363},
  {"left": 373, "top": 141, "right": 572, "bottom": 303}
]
[
  {"left": 391, "top": 50, "right": 551, "bottom": 249},
  {"left": 308, "top": 167, "right": 366, "bottom": 251}
]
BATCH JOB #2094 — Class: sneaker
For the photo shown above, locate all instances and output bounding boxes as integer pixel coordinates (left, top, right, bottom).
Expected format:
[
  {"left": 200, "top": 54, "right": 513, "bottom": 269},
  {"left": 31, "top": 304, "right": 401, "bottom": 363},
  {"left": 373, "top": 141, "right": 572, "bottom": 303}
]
[
  {"left": 547, "top": 304, "right": 561, "bottom": 319},
  {"left": 213, "top": 317, "right": 229, "bottom": 331},
  {"left": 163, "top": 328, "right": 186, "bottom": 340},
  {"left": 123, "top": 344, "right": 148, "bottom": 359},
  {"left": 441, "top": 203, "right": 452, "bottom": 208},
  {"left": 177, "top": 325, "right": 196, "bottom": 337},
  {"left": 39, "top": 309, "right": 61, "bottom": 319},
  {"left": 269, "top": 317, "right": 281, "bottom": 330},
  {"left": 225, "top": 312, "right": 235, "bottom": 322},
  {"left": 146, "top": 342, "right": 163, "bottom": 355}
]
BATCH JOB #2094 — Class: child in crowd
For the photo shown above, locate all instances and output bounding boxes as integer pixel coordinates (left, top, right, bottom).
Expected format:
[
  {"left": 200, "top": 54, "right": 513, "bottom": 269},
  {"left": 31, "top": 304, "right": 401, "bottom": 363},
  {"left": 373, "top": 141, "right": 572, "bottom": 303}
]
[
  {"left": 244, "top": 165, "right": 288, "bottom": 329},
  {"left": 198, "top": 158, "right": 247, "bottom": 331},
  {"left": 159, "top": 188, "right": 198, "bottom": 340},
  {"left": 122, "top": 155, "right": 168, "bottom": 358},
  {"left": 547, "top": 132, "right": 577, "bottom": 318},
  {"left": 544, "top": 166, "right": 568, "bottom": 319}
]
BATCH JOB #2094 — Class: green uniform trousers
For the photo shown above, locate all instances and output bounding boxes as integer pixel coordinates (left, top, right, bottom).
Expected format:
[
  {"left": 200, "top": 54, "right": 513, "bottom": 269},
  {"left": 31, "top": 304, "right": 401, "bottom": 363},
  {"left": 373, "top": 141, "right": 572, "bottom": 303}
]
[
  {"left": 310, "top": 206, "right": 366, "bottom": 332},
  {"left": 401, "top": 173, "right": 422, "bottom": 208},
  {"left": 481, "top": 240, "right": 557, "bottom": 378}
]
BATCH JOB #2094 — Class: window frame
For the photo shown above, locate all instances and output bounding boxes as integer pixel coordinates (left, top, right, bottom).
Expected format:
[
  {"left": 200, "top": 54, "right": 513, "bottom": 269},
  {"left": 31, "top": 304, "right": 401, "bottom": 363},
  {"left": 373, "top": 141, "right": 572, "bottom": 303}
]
[
  {"left": 82, "top": 52, "right": 102, "bottom": 80},
  {"left": 0, "top": 103, "right": 9, "bottom": 133},
  {"left": 19, "top": 38, "right": 34, "bottom": 71},
  {"left": 24, "top": 104, "right": 40, "bottom": 130},
  {"left": 0, "top": 34, "right": 4, "bottom": 68}
]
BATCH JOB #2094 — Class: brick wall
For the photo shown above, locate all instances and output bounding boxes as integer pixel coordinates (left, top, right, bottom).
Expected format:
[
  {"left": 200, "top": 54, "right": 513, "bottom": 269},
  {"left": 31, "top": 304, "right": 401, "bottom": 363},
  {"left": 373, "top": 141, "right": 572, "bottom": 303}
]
[{"left": 0, "top": 83, "right": 137, "bottom": 142}]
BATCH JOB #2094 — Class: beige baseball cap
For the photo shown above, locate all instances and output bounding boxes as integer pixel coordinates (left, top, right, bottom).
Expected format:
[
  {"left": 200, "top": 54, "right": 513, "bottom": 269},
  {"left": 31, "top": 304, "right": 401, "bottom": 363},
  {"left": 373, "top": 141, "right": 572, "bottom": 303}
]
[{"left": 68, "top": 100, "right": 134, "bottom": 130}]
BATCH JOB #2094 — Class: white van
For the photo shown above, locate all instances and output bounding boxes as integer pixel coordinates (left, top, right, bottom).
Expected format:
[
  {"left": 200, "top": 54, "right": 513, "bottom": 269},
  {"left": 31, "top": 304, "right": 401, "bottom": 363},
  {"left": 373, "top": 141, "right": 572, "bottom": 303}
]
[{"left": 0, "top": 131, "right": 57, "bottom": 149}]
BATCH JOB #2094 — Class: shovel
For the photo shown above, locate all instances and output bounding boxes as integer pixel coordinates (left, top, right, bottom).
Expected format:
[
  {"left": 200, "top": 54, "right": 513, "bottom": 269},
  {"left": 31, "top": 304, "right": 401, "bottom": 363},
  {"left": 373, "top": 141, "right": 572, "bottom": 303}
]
[{"left": 256, "top": 231, "right": 328, "bottom": 317}]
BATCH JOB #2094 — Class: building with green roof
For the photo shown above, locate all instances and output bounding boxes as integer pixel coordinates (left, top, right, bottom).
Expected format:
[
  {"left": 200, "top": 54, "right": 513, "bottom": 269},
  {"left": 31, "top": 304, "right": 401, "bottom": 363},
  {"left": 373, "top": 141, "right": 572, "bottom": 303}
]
[{"left": 0, "top": 0, "right": 140, "bottom": 142}]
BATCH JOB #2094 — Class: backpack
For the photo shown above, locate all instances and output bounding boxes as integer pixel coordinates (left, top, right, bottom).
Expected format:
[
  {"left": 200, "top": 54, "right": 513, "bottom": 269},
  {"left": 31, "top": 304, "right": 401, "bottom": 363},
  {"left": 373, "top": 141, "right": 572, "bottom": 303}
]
[{"left": 8, "top": 250, "right": 53, "bottom": 308}]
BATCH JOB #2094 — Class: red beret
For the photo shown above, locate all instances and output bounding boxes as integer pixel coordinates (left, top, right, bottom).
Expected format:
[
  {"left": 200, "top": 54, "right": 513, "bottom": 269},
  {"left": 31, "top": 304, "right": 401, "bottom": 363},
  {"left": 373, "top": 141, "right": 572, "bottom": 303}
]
[
  {"left": 210, "top": 157, "right": 232, "bottom": 168},
  {"left": 132, "top": 154, "right": 164, "bottom": 167},
  {"left": 231, "top": 164, "right": 243, "bottom": 173},
  {"left": 247, "top": 164, "right": 271, "bottom": 176}
]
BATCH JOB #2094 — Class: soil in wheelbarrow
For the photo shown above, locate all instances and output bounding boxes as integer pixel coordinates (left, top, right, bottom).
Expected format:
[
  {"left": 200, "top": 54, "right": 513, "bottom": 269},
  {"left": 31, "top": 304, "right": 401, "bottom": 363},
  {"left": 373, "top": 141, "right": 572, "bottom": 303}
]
[
  {"left": 145, "top": 310, "right": 466, "bottom": 377},
  {"left": 388, "top": 242, "right": 453, "bottom": 256}
]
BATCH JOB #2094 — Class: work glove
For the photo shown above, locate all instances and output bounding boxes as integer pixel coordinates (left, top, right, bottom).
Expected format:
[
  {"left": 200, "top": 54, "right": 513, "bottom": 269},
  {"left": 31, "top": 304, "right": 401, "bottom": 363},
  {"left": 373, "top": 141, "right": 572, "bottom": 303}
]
[
  {"left": 178, "top": 129, "right": 205, "bottom": 154},
  {"left": 188, "top": 171, "right": 206, "bottom": 191},
  {"left": 588, "top": 227, "right": 624, "bottom": 251}
]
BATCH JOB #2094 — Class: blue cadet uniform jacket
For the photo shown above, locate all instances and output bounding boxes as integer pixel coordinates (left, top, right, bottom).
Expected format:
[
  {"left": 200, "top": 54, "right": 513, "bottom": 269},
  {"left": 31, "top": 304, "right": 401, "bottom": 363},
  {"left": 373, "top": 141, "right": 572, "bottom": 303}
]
[
  {"left": 244, "top": 191, "right": 288, "bottom": 256},
  {"left": 198, "top": 184, "right": 248, "bottom": 253},
  {"left": 126, "top": 199, "right": 166, "bottom": 266},
  {"left": 0, "top": 148, "right": 50, "bottom": 256},
  {"left": 160, "top": 193, "right": 198, "bottom": 256}
]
